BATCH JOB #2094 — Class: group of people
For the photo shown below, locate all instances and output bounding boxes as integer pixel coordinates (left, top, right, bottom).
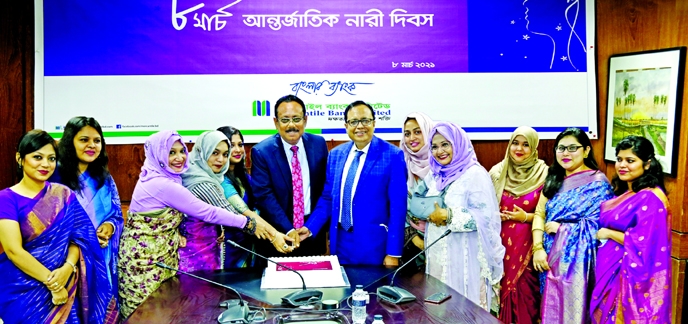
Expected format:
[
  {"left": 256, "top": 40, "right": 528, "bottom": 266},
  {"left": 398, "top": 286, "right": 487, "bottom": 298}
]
[{"left": 0, "top": 95, "right": 672, "bottom": 324}]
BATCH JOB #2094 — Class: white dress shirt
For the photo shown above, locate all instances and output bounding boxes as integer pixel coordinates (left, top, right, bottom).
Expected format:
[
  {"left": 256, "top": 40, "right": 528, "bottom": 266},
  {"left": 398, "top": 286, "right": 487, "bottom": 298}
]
[{"left": 338, "top": 142, "right": 371, "bottom": 225}]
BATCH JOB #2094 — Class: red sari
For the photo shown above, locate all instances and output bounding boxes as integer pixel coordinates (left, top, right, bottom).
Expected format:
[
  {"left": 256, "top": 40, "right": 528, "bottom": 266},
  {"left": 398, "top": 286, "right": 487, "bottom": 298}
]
[{"left": 498, "top": 187, "right": 542, "bottom": 324}]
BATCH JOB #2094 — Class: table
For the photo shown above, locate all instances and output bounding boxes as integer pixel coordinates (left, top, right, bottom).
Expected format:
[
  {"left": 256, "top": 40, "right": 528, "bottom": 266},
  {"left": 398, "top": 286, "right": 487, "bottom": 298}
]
[{"left": 126, "top": 266, "right": 501, "bottom": 324}]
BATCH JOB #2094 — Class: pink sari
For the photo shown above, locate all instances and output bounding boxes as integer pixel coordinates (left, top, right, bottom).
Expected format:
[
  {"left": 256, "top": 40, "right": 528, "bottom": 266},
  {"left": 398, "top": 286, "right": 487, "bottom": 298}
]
[
  {"left": 590, "top": 188, "right": 671, "bottom": 323},
  {"left": 498, "top": 187, "right": 542, "bottom": 323}
]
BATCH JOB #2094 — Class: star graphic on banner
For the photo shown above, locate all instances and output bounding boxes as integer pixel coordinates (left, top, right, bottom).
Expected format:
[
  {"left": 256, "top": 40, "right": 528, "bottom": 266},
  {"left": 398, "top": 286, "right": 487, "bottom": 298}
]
[
  {"left": 500, "top": 53, "right": 504, "bottom": 56},
  {"left": 556, "top": 25, "right": 562, "bottom": 31},
  {"left": 511, "top": 20, "right": 515, "bottom": 24},
  {"left": 524, "top": 56, "right": 528, "bottom": 59},
  {"left": 561, "top": 56, "right": 568, "bottom": 61},
  {"left": 523, "top": 35, "right": 530, "bottom": 40}
]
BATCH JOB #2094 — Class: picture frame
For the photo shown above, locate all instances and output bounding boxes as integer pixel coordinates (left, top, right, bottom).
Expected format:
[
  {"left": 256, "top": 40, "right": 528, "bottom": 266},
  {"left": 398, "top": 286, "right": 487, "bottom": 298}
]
[{"left": 604, "top": 47, "right": 686, "bottom": 177}]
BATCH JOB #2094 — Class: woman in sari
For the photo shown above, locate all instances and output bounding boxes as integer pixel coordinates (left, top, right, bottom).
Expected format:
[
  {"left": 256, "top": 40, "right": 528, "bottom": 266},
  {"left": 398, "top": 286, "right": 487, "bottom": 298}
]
[
  {"left": 0, "top": 130, "right": 116, "bottom": 323},
  {"left": 117, "top": 130, "right": 281, "bottom": 318},
  {"left": 590, "top": 135, "right": 671, "bottom": 323},
  {"left": 52, "top": 116, "right": 122, "bottom": 315},
  {"left": 489, "top": 126, "right": 548, "bottom": 323},
  {"left": 400, "top": 112, "right": 433, "bottom": 266},
  {"left": 532, "top": 127, "right": 614, "bottom": 324},
  {"left": 179, "top": 130, "right": 292, "bottom": 272},
  {"left": 217, "top": 126, "right": 258, "bottom": 268},
  {"left": 424, "top": 121, "right": 504, "bottom": 313}
]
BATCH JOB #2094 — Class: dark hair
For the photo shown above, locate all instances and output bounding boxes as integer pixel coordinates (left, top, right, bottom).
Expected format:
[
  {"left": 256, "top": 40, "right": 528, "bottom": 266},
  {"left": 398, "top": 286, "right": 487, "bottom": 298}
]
[
  {"left": 611, "top": 135, "right": 665, "bottom": 195},
  {"left": 543, "top": 128, "right": 599, "bottom": 198},
  {"left": 57, "top": 116, "right": 111, "bottom": 192},
  {"left": 274, "top": 95, "right": 306, "bottom": 117},
  {"left": 217, "top": 125, "right": 256, "bottom": 210},
  {"left": 16, "top": 129, "right": 58, "bottom": 180},
  {"left": 344, "top": 100, "right": 375, "bottom": 123}
]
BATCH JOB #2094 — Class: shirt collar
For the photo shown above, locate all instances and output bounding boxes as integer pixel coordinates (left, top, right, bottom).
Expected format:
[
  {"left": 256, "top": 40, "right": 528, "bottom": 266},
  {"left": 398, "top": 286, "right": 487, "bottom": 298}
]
[{"left": 281, "top": 136, "right": 305, "bottom": 152}]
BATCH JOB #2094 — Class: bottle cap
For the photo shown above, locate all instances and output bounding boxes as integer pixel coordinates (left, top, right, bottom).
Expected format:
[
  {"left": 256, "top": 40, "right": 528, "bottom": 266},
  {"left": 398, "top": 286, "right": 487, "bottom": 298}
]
[
  {"left": 355, "top": 284, "right": 363, "bottom": 289},
  {"left": 321, "top": 299, "right": 339, "bottom": 310}
]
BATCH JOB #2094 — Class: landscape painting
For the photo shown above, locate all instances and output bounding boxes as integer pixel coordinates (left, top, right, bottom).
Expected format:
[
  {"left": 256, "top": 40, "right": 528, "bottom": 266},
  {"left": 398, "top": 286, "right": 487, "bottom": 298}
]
[
  {"left": 611, "top": 68, "right": 671, "bottom": 155},
  {"left": 605, "top": 47, "right": 685, "bottom": 176}
]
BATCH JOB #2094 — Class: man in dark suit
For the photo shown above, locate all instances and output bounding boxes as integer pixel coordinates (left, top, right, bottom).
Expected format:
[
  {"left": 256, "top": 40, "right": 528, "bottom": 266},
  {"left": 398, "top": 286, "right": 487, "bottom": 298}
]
[
  {"left": 251, "top": 95, "right": 328, "bottom": 258},
  {"left": 298, "top": 101, "right": 407, "bottom": 265}
]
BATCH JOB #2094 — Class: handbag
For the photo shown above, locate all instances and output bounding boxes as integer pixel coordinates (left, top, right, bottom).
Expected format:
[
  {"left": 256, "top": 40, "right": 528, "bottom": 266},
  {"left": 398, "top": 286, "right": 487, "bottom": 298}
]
[{"left": 408, "top": 180, "right": 447, "bottom": 220}]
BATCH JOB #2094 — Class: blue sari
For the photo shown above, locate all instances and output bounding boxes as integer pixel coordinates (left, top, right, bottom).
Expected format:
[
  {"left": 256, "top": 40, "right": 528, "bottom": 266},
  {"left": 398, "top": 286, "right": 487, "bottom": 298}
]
[
  {"left": 73, "top": 172, "right": 123, "bottom": 299},
  {"left": 51, "top": 170, "right": 123, "bottom": 307},
  {"left": 539, "top": 170, "right": 614, "bottom": 324},
  {"left": 0, "top": 183, "right": 117, "bottom": 324}
]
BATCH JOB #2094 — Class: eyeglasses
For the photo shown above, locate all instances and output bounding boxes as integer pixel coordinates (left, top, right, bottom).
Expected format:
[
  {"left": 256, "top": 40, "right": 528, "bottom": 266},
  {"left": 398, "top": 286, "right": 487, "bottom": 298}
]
[
  {"left": 278, "top": 117, "right": 303, "bottom": 125},
  {"left": 346, "top": 119, "right": 374, "bottom": 127},
  {"left": 430, "top": 142, "right": 451, "bottom": 152},
  {"left": 555, "top": 145, "right": 584, "bottom": 153}
]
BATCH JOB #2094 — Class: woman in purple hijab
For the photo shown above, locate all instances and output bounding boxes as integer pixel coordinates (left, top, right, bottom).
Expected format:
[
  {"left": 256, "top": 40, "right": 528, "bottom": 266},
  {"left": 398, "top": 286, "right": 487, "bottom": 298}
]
[
  {"left": 590, "top": 136, "right": 671, "bottom": 323},
  {"left": 423, "top": 121, "right": 505, "bottom": 313},
  {"left": 117, "top": 130, "right": 275, "bottom": 318}
]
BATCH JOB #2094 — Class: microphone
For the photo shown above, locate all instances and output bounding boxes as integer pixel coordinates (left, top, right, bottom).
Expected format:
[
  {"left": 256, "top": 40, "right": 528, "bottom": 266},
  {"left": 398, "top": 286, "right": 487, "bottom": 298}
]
[
  {"left": 377, "top": 229, "right": 452, "bottom": 304},
  {"left": 155, "top": 262, "right": 249, "bottom": 324},
  {"left": 226, "top": 239, "right": 323, "bottom": 307}
]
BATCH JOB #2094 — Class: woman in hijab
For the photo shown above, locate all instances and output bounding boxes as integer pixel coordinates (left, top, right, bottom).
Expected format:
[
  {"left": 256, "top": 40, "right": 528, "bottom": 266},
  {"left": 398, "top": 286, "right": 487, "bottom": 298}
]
[
  {"left": 489, "top": 126, "right": 548, "bottom": 323},
  {"left": 400, "top": 112, "right": 433, "bottom": 264},
  {"left": 179, "top": 131, "right": 292, "bottom": 272},
  {"left": 117, "top": 131, "right": 276, "bottom": 318},
  {"left": 424, "top": 121, "right": 505, "bottom": 313}
]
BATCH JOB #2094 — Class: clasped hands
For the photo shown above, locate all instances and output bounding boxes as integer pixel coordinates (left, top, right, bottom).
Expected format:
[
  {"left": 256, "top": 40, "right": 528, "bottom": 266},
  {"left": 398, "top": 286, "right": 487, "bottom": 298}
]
[
  {"left": 44, "top": 263, "right": 73, "bottom": 305},
  {"left": 500, "top": 205, "right": 526, "bottom": 222}
]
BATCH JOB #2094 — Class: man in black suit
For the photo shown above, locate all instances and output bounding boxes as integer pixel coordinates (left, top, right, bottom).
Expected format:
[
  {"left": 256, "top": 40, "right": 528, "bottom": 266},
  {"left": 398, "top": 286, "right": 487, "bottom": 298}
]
[{"left": 251, "top": 95, "right": 328, "bottom": 258}]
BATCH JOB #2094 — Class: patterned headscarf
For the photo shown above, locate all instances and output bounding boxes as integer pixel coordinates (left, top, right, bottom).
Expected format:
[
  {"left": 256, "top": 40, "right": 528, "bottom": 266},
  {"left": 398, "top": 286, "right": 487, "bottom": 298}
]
[
  {"left": 399, "top": 112, "right": 434, "bottom": 189},
  {"left": 181, "top": 131, "right": 230, "bottom": 188},
  {"left": 489, "top": 126, "right": 548, "bottom": 202},
  {"left": 139, "top": 130, "right": 188, "bottom": 184},
  {"left": 428, "top": 122, "right": 479, "bottom": 191}
]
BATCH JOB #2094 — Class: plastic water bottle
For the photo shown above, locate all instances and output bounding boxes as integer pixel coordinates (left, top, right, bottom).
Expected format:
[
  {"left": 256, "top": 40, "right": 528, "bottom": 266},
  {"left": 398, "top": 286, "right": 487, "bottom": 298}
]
[
  {"left": 371, "top": 314, "right": 385, "bottom": 324},
  {"left": 351, "top": 284, "right": 368, "bottom": 324}
]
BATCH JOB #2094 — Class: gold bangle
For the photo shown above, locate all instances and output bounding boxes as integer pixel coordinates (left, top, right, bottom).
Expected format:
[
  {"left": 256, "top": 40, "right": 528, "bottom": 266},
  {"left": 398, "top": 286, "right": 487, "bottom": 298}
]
[
  {"left": 532, "top": 242, "right": 544, "bottom": 253},
  {"left": 521, "top": 214, "right": 528, "bottom": 223},
  {"left": 65, "top": 260, "right": 77, "bottom": 273}
]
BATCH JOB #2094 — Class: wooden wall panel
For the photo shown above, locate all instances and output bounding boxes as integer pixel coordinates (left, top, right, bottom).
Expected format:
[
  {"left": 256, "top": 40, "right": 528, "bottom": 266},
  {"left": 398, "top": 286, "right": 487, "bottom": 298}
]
[
  {"left": 0, "top": 0, "right": 33, "bottom": 190},
  {"left": 597, "top": 1, "right": 688, "bottom": 322}
]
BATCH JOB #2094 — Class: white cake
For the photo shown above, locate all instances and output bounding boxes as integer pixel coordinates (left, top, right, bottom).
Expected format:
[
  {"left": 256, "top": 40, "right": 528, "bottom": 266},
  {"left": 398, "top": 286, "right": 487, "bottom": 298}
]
[{"left": 261, "top": 255, "right": 347, "bottom": 289}]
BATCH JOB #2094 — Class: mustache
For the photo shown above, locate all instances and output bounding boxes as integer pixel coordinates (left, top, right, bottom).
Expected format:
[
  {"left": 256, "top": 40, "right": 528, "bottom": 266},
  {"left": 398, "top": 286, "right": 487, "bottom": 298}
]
[{"left": 286, "top": 128, "right": 300, "bottom": 132}]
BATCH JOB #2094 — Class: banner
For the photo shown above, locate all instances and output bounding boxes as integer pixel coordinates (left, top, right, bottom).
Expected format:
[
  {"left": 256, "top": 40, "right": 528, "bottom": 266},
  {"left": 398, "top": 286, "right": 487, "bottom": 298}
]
[{"left": 36, "top": 0, "right": 597, "bottom": 143}]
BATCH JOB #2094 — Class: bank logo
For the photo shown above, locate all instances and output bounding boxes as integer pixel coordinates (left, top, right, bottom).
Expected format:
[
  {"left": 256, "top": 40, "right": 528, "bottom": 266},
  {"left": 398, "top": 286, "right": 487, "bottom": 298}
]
[{"left": 252, "top": 100, "right": 271, "bottom": 117}]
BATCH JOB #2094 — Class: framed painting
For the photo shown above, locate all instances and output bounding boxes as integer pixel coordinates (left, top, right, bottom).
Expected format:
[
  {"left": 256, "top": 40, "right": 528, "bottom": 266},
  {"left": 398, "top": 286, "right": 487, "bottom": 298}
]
[{"left": 604, "top": 47, "right": 686, "bottom": 176}]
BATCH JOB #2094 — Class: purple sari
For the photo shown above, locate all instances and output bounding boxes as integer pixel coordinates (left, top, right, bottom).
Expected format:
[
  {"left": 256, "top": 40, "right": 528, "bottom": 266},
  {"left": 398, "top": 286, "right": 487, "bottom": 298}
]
[
  {"left": 590, "top": 188, "right": 671, "bottom": 323},
  {"left": 0, "top": 183, "right": 117, "bottom": 324},
  {"left": 540, "top": 170, "right": 614, "bottom": 324}
]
